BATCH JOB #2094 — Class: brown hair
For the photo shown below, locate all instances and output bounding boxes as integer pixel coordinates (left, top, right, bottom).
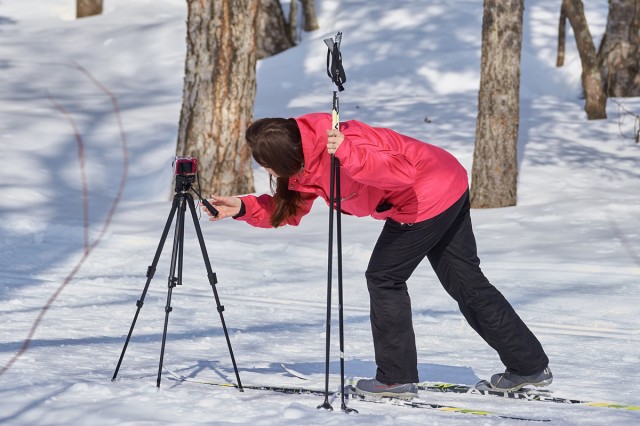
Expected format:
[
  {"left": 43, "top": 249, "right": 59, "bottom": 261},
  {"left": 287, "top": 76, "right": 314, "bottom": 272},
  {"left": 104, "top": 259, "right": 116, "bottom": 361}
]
[{"left": 245, "top": 118, "right": 304, "bottom": 227}]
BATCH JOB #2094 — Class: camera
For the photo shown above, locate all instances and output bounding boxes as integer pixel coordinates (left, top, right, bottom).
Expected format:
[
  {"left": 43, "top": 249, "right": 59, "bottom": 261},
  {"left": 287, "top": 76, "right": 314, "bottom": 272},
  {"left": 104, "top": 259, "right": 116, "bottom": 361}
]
[
  {"left": 174, "top": 157, "right": 198, "bottom": 176},
  {"left": 172, "top": 156, "right": 219, "bottom": 217}
]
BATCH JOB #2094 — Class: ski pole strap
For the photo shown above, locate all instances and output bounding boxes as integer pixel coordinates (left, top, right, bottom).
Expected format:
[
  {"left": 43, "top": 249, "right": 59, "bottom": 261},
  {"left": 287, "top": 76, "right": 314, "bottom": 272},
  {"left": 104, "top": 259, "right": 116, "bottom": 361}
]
[{"left": 324, "top": 32, "right": 346, "bottom": 92}]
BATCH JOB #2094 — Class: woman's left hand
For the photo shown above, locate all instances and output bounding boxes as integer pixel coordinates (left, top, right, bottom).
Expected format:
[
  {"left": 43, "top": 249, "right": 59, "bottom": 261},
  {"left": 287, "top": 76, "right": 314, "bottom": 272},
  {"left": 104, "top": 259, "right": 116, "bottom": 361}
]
[{"left": 326, "top": 128, "right": 344, "bottom": 155}]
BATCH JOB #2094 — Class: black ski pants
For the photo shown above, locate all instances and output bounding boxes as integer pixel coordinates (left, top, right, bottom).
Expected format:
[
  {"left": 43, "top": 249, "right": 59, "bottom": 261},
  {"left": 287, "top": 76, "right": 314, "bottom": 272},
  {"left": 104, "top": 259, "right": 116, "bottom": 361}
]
[{"left": 366, "top": 190, "right": 549, "bottom": 384}]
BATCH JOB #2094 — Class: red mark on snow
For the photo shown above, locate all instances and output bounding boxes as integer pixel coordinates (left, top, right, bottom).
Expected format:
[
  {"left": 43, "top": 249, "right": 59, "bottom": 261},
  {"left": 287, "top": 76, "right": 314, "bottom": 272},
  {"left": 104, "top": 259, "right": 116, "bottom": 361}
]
[{"left": 0, "top": 63, "right": 129, "bottom": 378}]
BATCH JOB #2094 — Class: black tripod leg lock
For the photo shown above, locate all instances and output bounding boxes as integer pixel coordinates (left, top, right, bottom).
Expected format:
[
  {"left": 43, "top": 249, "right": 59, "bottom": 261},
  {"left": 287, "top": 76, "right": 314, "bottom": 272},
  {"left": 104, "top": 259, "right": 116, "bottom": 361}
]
[
  {"left": 136, "top": 300, "right": 144, "bottom": 308},
  {"left": 218, "top": 305, "right": 225, "bottom": 313},
  {"left": 208, "top": 272, "right": 218, "bottom": 286},
  {"left": 146, "top": 265, "right": 156, "bottom": 279}
]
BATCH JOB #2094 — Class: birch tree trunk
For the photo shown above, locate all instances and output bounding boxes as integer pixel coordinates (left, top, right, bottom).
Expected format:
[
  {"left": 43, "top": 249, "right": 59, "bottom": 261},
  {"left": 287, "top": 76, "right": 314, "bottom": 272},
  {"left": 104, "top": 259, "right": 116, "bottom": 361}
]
[
  {"left": 176, "top": 0, "right": 257, "bottom": 196},
  {"left": 470, "top": 0, "right": 523, "bottom": 208},
  {"left": 598, "top": 0, "right": 640, "bottom": 97}
]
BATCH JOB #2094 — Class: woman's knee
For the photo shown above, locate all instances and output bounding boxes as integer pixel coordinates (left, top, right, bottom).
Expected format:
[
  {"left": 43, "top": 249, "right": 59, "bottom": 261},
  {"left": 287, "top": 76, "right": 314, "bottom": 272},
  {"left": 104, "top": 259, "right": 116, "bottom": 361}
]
[{"left": 365, "top": 269, "right": 409, "bottom": 292}]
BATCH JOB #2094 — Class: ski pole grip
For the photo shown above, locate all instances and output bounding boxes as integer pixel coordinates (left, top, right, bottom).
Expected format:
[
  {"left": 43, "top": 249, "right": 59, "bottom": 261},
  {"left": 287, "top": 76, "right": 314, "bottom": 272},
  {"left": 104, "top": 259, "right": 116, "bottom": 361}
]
[{"left": 332, "top": 92, "right": 339, "bottom": 130}]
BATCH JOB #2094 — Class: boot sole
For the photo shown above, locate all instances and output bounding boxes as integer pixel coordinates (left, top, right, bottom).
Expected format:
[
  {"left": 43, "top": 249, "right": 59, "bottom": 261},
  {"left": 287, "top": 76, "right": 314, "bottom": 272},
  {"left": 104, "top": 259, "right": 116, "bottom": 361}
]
[
  {"left": 355, "top": 389, "right": 418, "bottom": 400},
  {"left": 491, "top": 377, "right": 553, "bottom": 392}
]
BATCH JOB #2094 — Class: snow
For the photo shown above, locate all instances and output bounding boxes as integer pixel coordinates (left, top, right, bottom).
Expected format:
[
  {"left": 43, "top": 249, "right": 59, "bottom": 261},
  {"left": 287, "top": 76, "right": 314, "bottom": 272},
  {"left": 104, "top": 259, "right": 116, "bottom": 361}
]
[{"left": 1, "top": 0, "right": 639, "bottom": 424}]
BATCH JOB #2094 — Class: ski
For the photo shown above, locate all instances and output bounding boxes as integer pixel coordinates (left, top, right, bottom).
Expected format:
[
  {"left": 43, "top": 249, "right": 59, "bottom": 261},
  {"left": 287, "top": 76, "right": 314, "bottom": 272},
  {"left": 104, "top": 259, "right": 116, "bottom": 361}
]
[
  {"left": 278, "top": 364, "right": 640, "bottom": 411},
  {"left": 420, "top": 380, "right": 571, "bottom": 403},
  {"left": 163, "top": 367, "right": 549, "bottom": 421},
  {"left": 344, "top": 386, "right": 550, "bottom": 422},
  {"left": 279, "top": 362, "right": 311, "bottom": 380},
  {"left": 164, "top": 367, "right": 327, "bottom": 396},
  {"left": 419, "top": 380, "right": 640, "bottom": 411}
]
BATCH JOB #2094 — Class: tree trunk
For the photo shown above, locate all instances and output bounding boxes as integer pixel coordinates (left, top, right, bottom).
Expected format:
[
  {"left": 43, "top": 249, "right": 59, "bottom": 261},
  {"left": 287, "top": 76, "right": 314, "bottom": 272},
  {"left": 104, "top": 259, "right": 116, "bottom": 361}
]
[
  {"left": 598, "top": 0, "right": 640, "bottom": 97},
  {"left": 300, "top": 0, "right": 320, "bottom": 31},
  {"left": 176, "top": 0, "right": 257, "bottom": 197},
  {"left": 77, "top": 0, "right": 103, "bottom": 18},
  {"left": 256, "top": 0, "right": 294, "bottom": 60},
  {"left": 470, "top": 0, "right": 524, "bottom": 209},
  {"left": 565, "top": 0, "right": 607, "bottom": 119},
  {"left": 288, "top": 0, "right": 299, "bottom": 44},
  {"left": 557, "top": 1, "right": 567, "bottom": 67}
]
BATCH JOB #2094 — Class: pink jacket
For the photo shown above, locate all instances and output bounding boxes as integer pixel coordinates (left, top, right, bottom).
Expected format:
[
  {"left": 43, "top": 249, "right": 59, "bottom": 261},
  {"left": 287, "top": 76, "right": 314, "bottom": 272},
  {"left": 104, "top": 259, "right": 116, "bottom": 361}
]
[{"left": 237, "top": 113, "right": 469, "bottom": 228}]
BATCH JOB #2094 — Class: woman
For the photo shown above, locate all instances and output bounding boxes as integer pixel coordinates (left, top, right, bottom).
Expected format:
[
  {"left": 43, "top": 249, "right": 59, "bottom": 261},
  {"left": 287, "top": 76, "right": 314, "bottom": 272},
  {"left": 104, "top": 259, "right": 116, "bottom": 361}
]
[{"left": 203, "top": 113, "right": 552, "bottom": 398}]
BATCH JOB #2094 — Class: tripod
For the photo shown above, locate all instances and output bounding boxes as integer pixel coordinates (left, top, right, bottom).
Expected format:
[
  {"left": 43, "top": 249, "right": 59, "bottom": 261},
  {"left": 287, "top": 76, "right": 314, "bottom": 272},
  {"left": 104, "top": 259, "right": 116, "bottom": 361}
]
[{"left": 112, "top": 174, "right": 243, "bottom": 390}]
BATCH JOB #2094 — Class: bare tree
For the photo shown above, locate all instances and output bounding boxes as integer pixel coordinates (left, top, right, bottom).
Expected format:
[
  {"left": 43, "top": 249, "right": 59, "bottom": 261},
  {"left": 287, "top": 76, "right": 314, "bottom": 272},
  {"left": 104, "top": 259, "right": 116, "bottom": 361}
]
[
  {"left": 77, "top": 0, "right": 103, "bottom": 18},
  {"left": 598, "top": 0, "right": 640, "bottom": 97},
  {"left": 176, "top": 0, "right": 257, "bottom": 196},
  {"left": 470, "top": 0, "right": 524, "bottom": 209},
  {"left": 257, "top": 0, "right": 294, "bottom": 60},
  {"left": 288, "top": 0, "right": 299, "bottom": 43},
  {"left": 562, "top": 0, "right": 607, "bottom": 119},
  {"left": 300, "top": 0, "right": 320, "bottom": 31}
]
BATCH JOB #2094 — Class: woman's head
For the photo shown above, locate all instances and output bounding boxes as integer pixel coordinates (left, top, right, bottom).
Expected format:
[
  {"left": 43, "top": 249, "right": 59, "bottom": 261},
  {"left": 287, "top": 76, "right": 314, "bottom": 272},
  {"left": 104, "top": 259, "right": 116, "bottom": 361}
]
[
  {"left": 245, "top": 118, "right": 303, "bottom": 178},
  {"left": 245, "top": 117, "right": 304, "bottom": 227}
]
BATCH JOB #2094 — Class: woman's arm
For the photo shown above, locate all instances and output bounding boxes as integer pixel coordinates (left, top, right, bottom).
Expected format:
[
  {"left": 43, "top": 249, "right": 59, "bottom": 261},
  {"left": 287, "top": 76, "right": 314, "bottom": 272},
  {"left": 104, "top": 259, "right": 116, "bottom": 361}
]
[
  {"left": 204, "top": 192, "right": 318, "bottom": 229},
  {"left": 328, "top": 124, "right": 417, "bottom": 190}
]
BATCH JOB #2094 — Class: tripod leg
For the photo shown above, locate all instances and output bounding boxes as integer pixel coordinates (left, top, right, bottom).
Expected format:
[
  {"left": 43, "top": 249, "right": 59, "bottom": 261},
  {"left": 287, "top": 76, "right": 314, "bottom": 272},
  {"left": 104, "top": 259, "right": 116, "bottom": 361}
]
[
  {"left": 156, "top": 194, "right": 186, "bottom": 387},
  {"left": 112, "top": 195, "right": 180, "bottom": 381},
  {"left": 177, "top": 195, "right": 185, "bottom": 287},
  {"left": 185, "top": 194, "right": 243, "bottom": 391}
]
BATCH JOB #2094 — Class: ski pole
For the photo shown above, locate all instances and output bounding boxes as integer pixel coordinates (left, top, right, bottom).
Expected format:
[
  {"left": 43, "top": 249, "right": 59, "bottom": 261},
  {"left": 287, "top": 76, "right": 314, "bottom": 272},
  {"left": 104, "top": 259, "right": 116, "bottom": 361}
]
[
  {"left": 333, "top": 93, "right": 350, "bottom": 413},
  {"left": 317, "top": 118, "right": 336, "bottom": 410},
  {"left": 318, "top": 31, "right": 354, "bottom": 414}
]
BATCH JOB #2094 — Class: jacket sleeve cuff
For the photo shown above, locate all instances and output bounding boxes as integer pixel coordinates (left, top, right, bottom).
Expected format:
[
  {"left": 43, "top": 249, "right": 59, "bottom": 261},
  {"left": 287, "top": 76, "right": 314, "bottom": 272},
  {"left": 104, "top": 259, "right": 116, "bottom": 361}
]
[{"left": 232, "top": 199, "right": 246, "bottom": 219}]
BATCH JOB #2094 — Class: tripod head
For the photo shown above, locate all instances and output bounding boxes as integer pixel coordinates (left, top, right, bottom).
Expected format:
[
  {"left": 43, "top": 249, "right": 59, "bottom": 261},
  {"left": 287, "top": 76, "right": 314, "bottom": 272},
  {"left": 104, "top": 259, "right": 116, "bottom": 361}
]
[
  {"left": 173, "top": 174, "right": 219, "bottom": 218},
  {"left": 174, "top": 175, "right": 219, "bottom": 217},
  {"left": 175, "top": 174, "right": 196, "bottom": 193}
]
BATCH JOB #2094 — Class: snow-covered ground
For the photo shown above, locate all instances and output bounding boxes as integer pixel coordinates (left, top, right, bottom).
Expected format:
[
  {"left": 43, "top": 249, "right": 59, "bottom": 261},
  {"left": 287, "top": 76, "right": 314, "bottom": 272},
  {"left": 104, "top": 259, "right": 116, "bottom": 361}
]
[{"left": 1, "top": 0, "right": 639, "bottom": 424}]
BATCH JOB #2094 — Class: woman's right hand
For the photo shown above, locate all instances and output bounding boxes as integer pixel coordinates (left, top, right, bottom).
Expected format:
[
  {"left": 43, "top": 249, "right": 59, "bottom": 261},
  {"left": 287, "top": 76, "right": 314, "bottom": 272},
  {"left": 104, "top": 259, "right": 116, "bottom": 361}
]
[{"left": 200, "top": 195, "right": 242, "bottom": 221}]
